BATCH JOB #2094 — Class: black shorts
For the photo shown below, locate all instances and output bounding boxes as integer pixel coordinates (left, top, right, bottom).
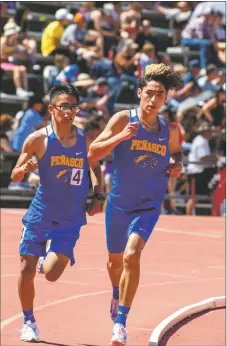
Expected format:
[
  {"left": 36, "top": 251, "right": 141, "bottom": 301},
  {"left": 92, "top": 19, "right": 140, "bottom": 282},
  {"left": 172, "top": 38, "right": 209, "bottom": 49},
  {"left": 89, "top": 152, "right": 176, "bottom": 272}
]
[{"left": 188, "top": 168, "right": 216, "bottom": 196}]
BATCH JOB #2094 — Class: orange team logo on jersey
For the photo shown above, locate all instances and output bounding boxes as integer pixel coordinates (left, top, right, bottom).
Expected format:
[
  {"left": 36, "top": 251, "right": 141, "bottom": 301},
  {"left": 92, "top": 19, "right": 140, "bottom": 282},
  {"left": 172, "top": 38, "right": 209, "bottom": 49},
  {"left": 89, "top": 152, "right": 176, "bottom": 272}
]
[
  {"left": 130, "top": 139, "right": 166, "bottom": 157},
  {"left": 56, "top": 170, "right": 68, "bottom": 179},
  {"left": 134, "top": 153, "right": 158, "bottom": 168}
]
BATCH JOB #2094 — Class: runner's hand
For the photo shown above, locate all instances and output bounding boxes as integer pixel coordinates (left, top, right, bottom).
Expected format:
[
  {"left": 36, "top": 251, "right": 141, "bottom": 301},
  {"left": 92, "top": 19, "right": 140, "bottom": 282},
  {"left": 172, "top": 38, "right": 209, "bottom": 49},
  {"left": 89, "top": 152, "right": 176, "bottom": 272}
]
[
  {"left": 87, "top": 198, "right": 102, "bottom": 216},
  {"left": 120, "top": 122, "right": 139, "bottom": 141},
  {"left": 22, "top": 159, "right": 38, "bottom": 173},
  {"left": 166, "top": 162, "right": 183, "bottom": 178}
]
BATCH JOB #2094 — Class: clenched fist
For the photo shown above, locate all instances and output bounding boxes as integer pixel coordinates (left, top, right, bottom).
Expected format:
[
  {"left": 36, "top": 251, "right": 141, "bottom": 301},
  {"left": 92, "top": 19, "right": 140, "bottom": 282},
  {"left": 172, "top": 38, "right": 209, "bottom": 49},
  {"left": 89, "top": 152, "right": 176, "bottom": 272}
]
[
  {"left": 120, "top": 122, "right": 139, "bottom": 141},
  {"left": 166, "top": 162, "right": 183, "bottom": 178},
  {"left": 22, "top": 159, "right": 38, "bottom": 173},
  {"left": 11, "top": 159, "right": 38, "bottom": 183}
]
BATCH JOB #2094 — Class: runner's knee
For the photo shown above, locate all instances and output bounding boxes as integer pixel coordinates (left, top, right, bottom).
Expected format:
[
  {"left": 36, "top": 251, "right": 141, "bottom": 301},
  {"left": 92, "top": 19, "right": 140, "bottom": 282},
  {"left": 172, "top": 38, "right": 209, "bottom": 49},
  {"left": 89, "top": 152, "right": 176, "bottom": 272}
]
[
  {"left": 123, "top": 249, "right": 140, "bottom": 268},
  {"left": 107, "top": 253, "right": 123, "bottom": 270},
  {"left": 45, "top": 270, "right": 60, "bottom": 282},
  {"left": 20, "top": 258, "right": 37, "bottom": 279}
]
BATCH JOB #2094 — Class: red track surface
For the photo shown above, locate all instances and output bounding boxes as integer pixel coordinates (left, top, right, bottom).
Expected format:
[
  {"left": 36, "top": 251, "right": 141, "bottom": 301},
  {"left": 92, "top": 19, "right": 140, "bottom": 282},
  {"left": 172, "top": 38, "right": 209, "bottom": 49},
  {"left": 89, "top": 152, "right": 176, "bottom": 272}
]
[{"left": 1, "top": 209, "right": 225, "bottom": 346}]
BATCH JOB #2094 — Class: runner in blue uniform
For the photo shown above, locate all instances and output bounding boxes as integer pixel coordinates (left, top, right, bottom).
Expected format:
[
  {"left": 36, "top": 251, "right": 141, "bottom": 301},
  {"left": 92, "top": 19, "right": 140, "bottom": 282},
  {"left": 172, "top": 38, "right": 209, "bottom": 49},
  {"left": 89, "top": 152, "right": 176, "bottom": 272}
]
[
  {"left": 88, "top": 64, "right": 183, "bottom": 345},
  {"left": 11, "top": 84, "right": 104, "bottom": 342}
]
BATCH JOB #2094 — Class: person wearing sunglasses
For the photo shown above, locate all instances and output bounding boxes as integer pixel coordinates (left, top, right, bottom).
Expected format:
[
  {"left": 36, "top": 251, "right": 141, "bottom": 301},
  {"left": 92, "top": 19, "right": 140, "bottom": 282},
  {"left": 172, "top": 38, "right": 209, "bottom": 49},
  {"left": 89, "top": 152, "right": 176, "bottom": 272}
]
[{"left": 11, "top": 83, "right": 104, "bottom": 342}]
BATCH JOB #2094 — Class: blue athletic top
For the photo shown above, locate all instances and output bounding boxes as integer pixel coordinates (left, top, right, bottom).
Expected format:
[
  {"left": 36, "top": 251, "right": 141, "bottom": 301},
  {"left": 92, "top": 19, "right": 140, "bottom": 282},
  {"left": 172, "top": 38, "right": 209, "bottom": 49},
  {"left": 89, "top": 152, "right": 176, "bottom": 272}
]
[
  {"left": 11, "top": 109, "right": 43, "bottom": 153},
  {"left": 23, "top": 124, "right": 89, "bottom": 227},
  {"left": 55, "top": 64, "right": 79, "bottom": 85},
  {"left": 108, "top": 109, "right": 170, "bottom": 211}
]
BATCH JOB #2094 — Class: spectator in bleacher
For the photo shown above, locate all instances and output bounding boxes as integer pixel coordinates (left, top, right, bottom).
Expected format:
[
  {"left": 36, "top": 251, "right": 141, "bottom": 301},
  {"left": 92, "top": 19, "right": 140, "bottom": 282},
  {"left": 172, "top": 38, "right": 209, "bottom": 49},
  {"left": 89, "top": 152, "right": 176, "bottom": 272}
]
[
  {"left": 6, "top": 12, "right": 38, "bottom": 63},
  {"left": 173, "top": 63, "right": 187, "bottom": 78},
  {"left": 156, "top": 1, "right": 192, "bottom": 24},
  {"left": 0, "top": 2, "right": 7, "bottom": 18},
  {"left": 167, "top": 60, "right": 200, "bottom": 110},
  {"left": 73, "top": 73, "right": 96, "bottom": 104},
  {"left": 1, "top": 21, "right": 36, "bottom": 63},
  {"left": 0, "top": 22, "right": 33, "bottom": 97},
  {"left": 54, "top": 55, "right": 79, "bottom": 85},
  {"left": 103, "top": 2, "right": 121, "bottom": 31},
  {"left": 213, "top": 11, "right": 226, "bottom": 65},
  {"left": 80, "top": 2, "right": 120, "bottom": 35},
  {"left": 120, "top": 2, "right": 143, "bottom": 31},
  {"left": 159, "top": 53, "right": 173, "bottom": 66},
  {"left": 181, "top": 8, "right": 217, "bottom": 69},
  {"left": 136, "top": 20, "right": 159, "bottom": 51},
  {"left": 89, "top": 53, "right": 113, "bottom": 79},
  {"left": 212, "top": 68, "right": 226, "bottom": 90},
  {"left": 43, "top": 54, "right": 65, "bottom": 94},
  {"left": 41, "top": 8, "right": 73, "bottom": 57},
  {"left": 61, "top": 12, "right": 102, "bottom": 58},
  {"left": 100, "top": 5, "right": 122, "bottom": 58},
  {"left": 182, "top": 59, "right": 201, "bottom": 86},
  {"left": 79, "top": 2, "right": 102, "bottom": 31},
  {"left": 200, "top": 86, "right": 226, "bottom": 127},
  {"left": 213, "top": 11, "right": 226, "bottom": 43},
  {"left": 0, "top": 114, "right": 13, "bottom": 152},
  {"left": 105, "top": 39, "right": 139, "bottom": 105},
  {"left": 186, "top": 122, "right": 218, "bottom": 215},
  {"left": 114, "top": 39, "right": 139, "bottom": 79},
  {"left": 156, "top": 1, "right": 192, "bottom": 43},
  {"left": 197, "top": 64, "right": 219, "bottom": 93},
  {"left": 136, "top": 43, "right": 158, "bottom": 77},
  {"left": 83, "top": 118, "right": 102, "bottom": 142},
  {"left": 80, "top": 77, "right": 111, "bottom": 119},
  {"left": 10, "top": 97, "right": 46, "bottom": 153}
]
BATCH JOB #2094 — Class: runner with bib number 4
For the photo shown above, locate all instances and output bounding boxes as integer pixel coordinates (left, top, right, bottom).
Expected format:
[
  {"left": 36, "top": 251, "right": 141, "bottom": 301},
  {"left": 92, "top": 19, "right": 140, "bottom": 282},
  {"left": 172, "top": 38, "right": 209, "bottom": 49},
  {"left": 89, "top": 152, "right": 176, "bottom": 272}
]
[{"left": 11, "top": 84, "right": 103, "bottom": 342}]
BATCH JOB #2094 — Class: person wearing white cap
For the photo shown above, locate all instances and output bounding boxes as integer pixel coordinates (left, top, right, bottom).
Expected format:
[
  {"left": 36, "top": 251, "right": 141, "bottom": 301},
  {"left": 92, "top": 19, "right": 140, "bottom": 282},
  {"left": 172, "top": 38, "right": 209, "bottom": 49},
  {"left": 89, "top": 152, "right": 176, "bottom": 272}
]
[
  {"left": 1, "top": 20, "right": 37, "bottom": 62},
  {"left": 41, "top": 8, "right": 73, "bottom": 57},
  {"left": 0, "top": 22, "right": 33, "bottom": 97}
]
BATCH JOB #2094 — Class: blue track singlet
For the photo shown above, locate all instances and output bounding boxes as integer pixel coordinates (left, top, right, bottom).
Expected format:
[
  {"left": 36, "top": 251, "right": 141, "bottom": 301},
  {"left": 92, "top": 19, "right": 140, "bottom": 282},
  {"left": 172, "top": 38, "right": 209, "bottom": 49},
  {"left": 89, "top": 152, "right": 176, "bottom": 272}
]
[
  {"left": 108, "top": 108, "right": 170, "bottom": 212},
  {"left": 23, "top": 124, "right": 90, "bottom": 228}
]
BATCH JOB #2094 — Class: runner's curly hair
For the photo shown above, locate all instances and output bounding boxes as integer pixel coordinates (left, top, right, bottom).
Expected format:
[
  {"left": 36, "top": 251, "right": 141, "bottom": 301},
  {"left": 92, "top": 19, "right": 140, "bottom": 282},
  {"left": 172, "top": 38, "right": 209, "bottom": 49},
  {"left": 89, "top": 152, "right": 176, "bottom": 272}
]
[{"left": 138, "top": 63, "right": 182, "bottom": 91}]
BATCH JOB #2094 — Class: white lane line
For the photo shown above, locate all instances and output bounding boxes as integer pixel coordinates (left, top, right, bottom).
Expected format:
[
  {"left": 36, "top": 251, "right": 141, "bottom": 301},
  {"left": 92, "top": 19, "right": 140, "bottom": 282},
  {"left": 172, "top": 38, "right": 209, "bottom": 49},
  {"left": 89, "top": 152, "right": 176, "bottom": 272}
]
[
  {"left": 2, "top": 274, "right": 224, "bottom": 287},
  {"left": 1, "top": 276, "right": 224, "bottom": 331},
  {"left": 1, "top": 274, "right": 18, "bottom": 278},
  {"left": 79, "top": 267, "right": 105, "bottom": 271},
  {"left": 1, "top": 274, "right": 103, "bottom": 287},
  {"left": 2, "top": 209, "right": 26, "bottom": 215},
  {"left": 2, "top": 209, "right": 223, "bottom": 238},
  {"left": 145, "top": 271, "right": 186, "bottom": 279},
  {"left": 135, "top": 327, "right": 154, "bottom": 331},
  {"left": 1, "top": 289, "right": 111, "bottom": 329},
  {"left": 156, "top": 228, "right": 222, "bottom": 238},
  {"left": 209, "top": 265, "right": 225, "bottom": 269},
  {"left": 140, "top": 276, "right": 224, "bottom": 289}
]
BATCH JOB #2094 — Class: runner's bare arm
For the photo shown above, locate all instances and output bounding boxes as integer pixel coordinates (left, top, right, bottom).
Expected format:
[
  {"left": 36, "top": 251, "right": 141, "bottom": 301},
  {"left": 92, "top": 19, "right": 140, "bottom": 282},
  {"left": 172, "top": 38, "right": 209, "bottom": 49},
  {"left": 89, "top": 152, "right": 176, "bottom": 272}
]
[
  {"left": 88, "top": 110, "right": 138, "bottom": 165},
  {"left": 169, "top": 124, "right": 183, "bottom": 164},
  {"left": 11, "top": 133, "right": 39, "bottom": 182},
  {"left": 167, "top": 125, "right": 183, "bottom": 178},
  {"left": 86, "top": 138, "right": 103, "bottom": 194}
]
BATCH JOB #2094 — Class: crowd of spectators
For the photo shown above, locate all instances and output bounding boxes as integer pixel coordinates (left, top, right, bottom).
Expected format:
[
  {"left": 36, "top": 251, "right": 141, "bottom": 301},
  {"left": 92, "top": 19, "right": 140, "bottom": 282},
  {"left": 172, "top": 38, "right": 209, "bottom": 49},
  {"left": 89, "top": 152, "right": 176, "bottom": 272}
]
[{"left": 0, "top": 1, "right": 226, "bottom": 215}]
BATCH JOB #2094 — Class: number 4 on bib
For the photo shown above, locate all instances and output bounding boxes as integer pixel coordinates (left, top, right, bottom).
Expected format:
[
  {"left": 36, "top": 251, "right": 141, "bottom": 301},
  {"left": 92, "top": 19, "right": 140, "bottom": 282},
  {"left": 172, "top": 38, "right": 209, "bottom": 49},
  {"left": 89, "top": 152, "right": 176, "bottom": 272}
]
[{"left": 70, "top": 168, "right": 84, "bottom": 186}]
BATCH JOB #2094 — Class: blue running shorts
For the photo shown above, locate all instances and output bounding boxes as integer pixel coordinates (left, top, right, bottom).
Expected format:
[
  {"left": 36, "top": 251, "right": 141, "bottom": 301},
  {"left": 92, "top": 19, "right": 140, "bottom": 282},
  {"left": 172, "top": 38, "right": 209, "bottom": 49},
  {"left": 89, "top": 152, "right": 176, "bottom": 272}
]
[
  {"left": 105, "top": 201, "right": 160, "bottom": 253},
  {"left": 19, "top": 219, "right": 81, "bottom": 266}
]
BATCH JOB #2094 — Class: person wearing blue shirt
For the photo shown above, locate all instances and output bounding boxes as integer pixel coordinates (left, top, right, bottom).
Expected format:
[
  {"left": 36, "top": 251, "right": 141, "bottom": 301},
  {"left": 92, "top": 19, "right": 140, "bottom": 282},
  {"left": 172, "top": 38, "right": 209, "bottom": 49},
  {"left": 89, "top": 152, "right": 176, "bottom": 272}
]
[
  {"left": 11, "top": 98, "right": 45, "bottom": 153},
  {"left": 55, "top": 64, "right": 80, "bottom": 85}
]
